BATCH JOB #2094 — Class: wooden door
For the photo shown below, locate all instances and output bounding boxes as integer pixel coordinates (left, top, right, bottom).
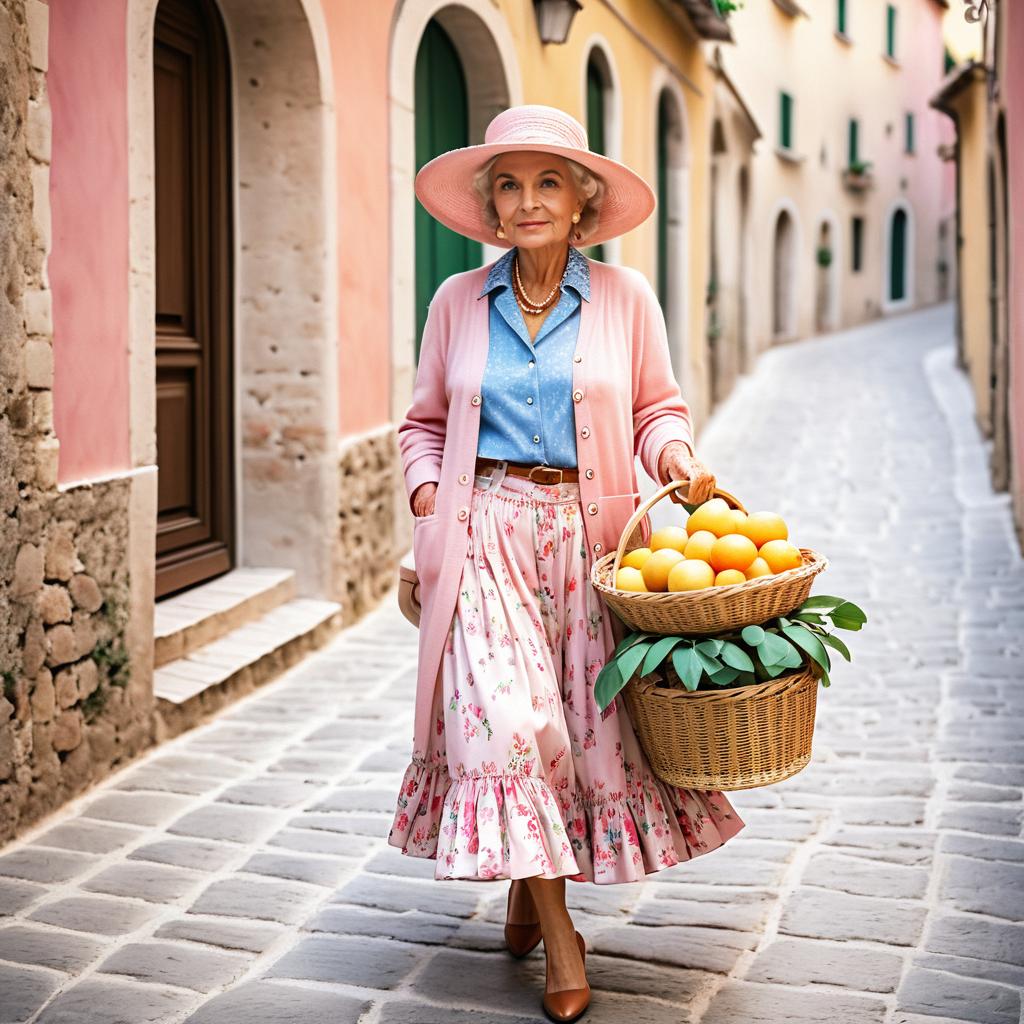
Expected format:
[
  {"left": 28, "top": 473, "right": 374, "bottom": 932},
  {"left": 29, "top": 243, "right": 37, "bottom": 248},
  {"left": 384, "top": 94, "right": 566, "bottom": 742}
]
[
  {"left": 153, "top": 0, "right": 235, "bottom": 598},
  {"left": 414, "top": 19, "right": 480, "bottom": 363}
]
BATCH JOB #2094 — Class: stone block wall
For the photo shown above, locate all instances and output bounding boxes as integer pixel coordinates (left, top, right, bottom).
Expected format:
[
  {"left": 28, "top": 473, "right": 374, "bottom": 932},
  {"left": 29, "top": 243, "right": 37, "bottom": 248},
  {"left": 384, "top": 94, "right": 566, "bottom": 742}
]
[
  {"left": 336, "top": 426, "right": 403, "bottom": 626},
  {"left": 0, "top": 1, "right": 151, "bottom": 844}
]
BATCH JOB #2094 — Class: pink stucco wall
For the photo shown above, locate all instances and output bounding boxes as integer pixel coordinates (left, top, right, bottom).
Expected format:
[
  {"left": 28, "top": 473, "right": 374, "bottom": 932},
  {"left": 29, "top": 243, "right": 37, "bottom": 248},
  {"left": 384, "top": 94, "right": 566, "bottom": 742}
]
[
  {"left": 323, "top": 1, "right": 394, "bottom": 436},
  {"left": 1006, "top": 2, "right": 1024, "bottom": 508},
  {"left": 48, "top": 0, "right": 131, "bottom": 484}
]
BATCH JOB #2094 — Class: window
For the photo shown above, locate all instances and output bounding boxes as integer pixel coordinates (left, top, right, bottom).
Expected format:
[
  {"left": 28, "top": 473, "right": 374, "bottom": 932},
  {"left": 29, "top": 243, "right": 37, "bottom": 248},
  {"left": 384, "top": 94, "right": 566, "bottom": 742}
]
[
  {"left": 885, "top": 5, "right": 897, "bottom": 58},
  {"left": 780, "top": 91, "right": 794, "bottom": 150},
  {"left": 852, "top": 216, "right": 864, "bottom": 272},
  {"left": 837, "top": 0, "right": 847, "bottom": 35},
  {"left": 905, "top": 111, "right": 915, "bottom": 154},
  {"left": 848, "top": 118, "right": 859, "bottom": 167}
]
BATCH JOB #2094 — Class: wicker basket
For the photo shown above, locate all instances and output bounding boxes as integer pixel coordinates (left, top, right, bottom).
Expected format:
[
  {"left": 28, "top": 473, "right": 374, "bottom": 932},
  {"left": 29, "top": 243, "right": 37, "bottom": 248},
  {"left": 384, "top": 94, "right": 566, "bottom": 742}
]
[
  {"left": 591, "top": 480, "right": 828, "bottom": 636},
  {"left": 621, "top": 663, "right": 820, "bottom": 790}
]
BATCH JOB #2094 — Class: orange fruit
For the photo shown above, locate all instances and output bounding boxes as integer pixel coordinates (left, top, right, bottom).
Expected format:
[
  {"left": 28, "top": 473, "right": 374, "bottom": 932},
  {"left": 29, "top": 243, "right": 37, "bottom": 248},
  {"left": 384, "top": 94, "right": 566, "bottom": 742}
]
[
  {"left": 615, "top": 567, "right": 648, "bottom": 592},
  {"left": 621, "top": 547, "right": 652, "bottom": 570},
  {"left": 649, "top": 526, "right": 688, "bottom": 553},
  {"left": 714, "top": 569, "right": 747, "bottom": 586},
  {"left": 726, "top": 509, "right": 748, "bottom": 533},
  {"left": 685, "top": 498, "right": 734, "bottom": 538},
  {"left": 683, "top": 529, "right": 717, "bottom": 562},
  {"left": 745, "top": 557, "right": 772, "bottom": 579},
  {"left": 667, "top": 559, "right": 715, "bottom": 591},
  {"left": 758, "top": 539, "right": 803, "bottom": 573},
  {"left": 641, "top": 548, "right": 686, "bottom": 592},
  {"left": 709, "top": 534, "right": 758, "bottom": 573},
  {"left": 741, "top": 512, "right": 789, "bottom": 548}
]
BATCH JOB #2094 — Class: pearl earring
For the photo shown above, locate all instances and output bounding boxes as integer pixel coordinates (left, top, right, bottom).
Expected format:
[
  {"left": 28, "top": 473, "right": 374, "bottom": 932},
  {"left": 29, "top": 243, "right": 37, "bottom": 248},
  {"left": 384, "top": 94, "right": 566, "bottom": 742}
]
[
  {"left": 571, "top": 211, "right": 580, "bottom": 224},
  {"left": 496, "top": 223, "right": 506, "bottom": 239}
]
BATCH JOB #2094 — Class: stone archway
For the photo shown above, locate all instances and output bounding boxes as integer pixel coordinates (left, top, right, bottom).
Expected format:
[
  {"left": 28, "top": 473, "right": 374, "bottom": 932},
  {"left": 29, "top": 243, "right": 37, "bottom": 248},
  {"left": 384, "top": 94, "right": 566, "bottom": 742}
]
[
  {"left": 771, "top": 203, "right": 799, "bottom": 341},
  {"left": 388, "top": 1, "right": 521, "bottom": 422},
  {"left": 815, "top": 212, "right": 841, "bottom": 333},
  {"left": 128, "top": 0, "right": 339, "bottom": 600}
]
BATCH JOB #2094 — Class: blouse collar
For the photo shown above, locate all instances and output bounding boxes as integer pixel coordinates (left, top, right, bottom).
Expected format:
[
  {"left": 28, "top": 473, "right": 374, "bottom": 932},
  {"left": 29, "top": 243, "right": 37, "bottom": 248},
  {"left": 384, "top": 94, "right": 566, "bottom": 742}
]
[{"left": 479, "top": 244, "right": 591, "bottom": 302}]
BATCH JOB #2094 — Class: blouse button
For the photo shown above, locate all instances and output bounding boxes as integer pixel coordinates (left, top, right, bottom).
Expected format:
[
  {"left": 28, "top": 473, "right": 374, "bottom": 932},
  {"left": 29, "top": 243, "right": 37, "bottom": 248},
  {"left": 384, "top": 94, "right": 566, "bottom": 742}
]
[
  {"left": 470, "top": 394, "right": 482, "bottom": 406},
  {"left": 526, "top": 396, "right": 534, "bottom": 405},
  {"left": 587, "top": 502, "right": 598, "bottom": 515},
  {"left": 585, "top": 468, "right": 595, "bottom": 479},
  {"left": 528, "top": 360, "right": 535, "bottom": 368},
  {"left": 458, "top": 473, "right": 469, "bottom": 485},
  {"left": 573, "top": 389, "right": 583, "bottom": 402},
  {"left": 580, "top": 426, "right": 591, "bottom": 438},
  {"left": 532, "top": 435, "right": 541, "bottom": 444},
  {"left": 457, "top": 507, "right": 469, "bottom": 521}
]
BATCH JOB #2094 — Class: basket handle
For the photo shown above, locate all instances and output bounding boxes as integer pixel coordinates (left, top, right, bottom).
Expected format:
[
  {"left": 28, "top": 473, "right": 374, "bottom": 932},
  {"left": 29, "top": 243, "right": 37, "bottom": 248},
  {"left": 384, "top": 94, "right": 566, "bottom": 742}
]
[{"left": 611, "top": 479, "right": 748, "bottom": 579}]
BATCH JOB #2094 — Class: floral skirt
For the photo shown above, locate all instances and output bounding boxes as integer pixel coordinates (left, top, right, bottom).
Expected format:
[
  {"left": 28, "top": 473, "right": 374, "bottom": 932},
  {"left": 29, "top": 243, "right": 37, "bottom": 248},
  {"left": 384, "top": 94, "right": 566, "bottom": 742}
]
[{"left": 387, "top": 467, "right": 746, "bottom": 884}]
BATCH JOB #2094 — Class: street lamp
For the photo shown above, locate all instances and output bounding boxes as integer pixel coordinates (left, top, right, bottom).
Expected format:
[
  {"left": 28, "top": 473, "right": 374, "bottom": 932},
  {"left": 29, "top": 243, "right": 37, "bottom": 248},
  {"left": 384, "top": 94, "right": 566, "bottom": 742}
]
[{"left": 533, "top": 0, "right": 583, "bottom": 44}]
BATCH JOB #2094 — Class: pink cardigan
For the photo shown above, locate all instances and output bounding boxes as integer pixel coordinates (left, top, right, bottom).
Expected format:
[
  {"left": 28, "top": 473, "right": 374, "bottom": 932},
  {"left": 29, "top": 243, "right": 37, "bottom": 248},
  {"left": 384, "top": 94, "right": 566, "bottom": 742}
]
[{"left": 399, "top": 254, "right": 695, "bottom": 764}]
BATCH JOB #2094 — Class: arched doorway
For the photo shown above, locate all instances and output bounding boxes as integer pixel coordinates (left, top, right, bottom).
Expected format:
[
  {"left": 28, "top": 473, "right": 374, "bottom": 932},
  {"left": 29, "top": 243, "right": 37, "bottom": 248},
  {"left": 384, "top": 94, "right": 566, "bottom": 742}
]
[
  {"left": 655, "top": 85, "right": 688, "bottom": 380},
  {"left": 815, "top": 216, "right": 840, "bottom": 333},
  {"left": 889, "top": 207, "right": 908, "bottom": 302},
  {"left": 584, "top": 48, "right": 612, "bottom": 263},
  {"left": 389, "top": 2, "right": 519, "bottom": 419},
  {"left": 737, "top": 165, "right": 751, "bottom": 371},
  {"left": 153, "top": 0, "right": 235, "bottom": 598},
  {"left": 772, "top": 207, "right": 797, "bottom": 340},
  {"left": 414, "top": 19, "right": 481, "bottom": 361}
]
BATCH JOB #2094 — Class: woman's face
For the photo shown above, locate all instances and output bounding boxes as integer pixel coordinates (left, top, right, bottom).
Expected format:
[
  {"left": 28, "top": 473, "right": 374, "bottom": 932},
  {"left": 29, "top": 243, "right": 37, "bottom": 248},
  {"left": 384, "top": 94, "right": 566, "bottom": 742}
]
[{"left": 490, "top": 151, "right": 581, "bottom": 250}]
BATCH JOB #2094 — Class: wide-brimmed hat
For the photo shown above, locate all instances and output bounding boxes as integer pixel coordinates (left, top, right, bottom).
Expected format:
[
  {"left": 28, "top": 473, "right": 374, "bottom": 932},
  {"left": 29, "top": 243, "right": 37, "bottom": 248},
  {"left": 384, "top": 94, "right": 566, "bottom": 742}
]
[{"left": 414, "top": 104, "right": 656, "bottom": 250}]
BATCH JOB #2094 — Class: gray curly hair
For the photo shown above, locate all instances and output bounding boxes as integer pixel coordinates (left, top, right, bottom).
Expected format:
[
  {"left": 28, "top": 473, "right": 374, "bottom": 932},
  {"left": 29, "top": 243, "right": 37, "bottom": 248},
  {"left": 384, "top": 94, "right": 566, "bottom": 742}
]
[{"left": 471, "top": 153, "right": 606, "bottom": 245}]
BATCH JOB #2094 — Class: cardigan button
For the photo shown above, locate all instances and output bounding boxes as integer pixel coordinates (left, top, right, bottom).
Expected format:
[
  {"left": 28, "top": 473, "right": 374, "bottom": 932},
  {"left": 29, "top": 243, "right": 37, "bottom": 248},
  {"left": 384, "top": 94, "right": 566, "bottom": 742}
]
[
  {"left": 457, "top": 507, "right": 469, "bottom": 521},
  {"left": 574, "top": 354, "right": 582, "bottom": 363},
  {"left": 585, "top": 468, "right": 595, "bottom": 479},
  {"left": 587, "top": 502, "right": 598, "bottom": 515},
  {"left": 470, "top": 394, "right": 482, "bottom": 406},
  {"left": 459, "top": 473, "right": 469, "bottom": 485},
  {"left": 573, "top": 389, "right": 584, "bottom": 402},
  {"left": 580, "top": 426, "right": 591, "bottom": 438},
  {"left": 593, "top": 542, "right": 603, "bottom": 553}
]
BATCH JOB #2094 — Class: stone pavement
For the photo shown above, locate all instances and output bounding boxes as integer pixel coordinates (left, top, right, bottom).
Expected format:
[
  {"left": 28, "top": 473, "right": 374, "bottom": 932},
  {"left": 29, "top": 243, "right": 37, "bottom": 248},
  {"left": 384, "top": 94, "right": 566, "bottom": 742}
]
[{"left": 1, "top": 303, "right": 1021, "bottom": 1024}]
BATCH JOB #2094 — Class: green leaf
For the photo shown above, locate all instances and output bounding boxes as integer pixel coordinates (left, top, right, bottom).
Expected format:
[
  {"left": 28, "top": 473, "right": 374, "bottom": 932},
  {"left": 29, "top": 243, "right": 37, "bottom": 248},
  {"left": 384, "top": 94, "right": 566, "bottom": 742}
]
[
  {"left": 613, "top": 632, "right": 656, "bottom": 658},
  {"left": 800, "top": 595, "right": 847, "bottom": 611},
  {"left": 671, "top": 646, "right": 703, "bottom": 691},
  {"left": 819, "top": 632, "right": 852, "bottom": 662},
  {"left": 781, "top": 624, "right": 831, "bottom": 673},
  {"left": 758, "top": 631, "right": 792, "bottom": 667},
  {"left": 763, "top": 661, "right": 789, "bottom": 677},
  {"left": 617, "top": 641, "right": 655, "bottom": 684},
  {"left": 594, "top": 660, "right": 626, "bottom": 712},
  {"left": 709, "top": 665, "right": 741, "bottom": 686},
  {"left": 820, "top": 668, "right": 831, "bottom": 687},
  {"left": 831, "top": 601, "right": 867, "bottom": 626},
  {"left": 696, "top": 639, "right": 724, "bottom": 656},
  {"left": 719, "top": 640, "right": 755, "bottom": 673},
  {"left": 640, "top": 636, "right": 684, "bottom": 678},
  {"left": 831, "top": 615, "right": 865, "bottom": 632},
  {"left": 694, "top": 648, "right": 723, "bottom": 677},
  {"left": 790, "top": 611, "right": 826, "bottom": 625},
  {"left": 741, "top": 625, "right": 766, "bottom": 646}
]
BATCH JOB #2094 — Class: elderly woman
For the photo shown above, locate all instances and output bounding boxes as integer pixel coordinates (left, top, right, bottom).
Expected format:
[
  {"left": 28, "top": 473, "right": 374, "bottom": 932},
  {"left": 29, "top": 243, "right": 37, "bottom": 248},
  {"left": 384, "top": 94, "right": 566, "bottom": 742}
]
[{"left": 387, "top": 105, "right": 745, "bottom": 1022}]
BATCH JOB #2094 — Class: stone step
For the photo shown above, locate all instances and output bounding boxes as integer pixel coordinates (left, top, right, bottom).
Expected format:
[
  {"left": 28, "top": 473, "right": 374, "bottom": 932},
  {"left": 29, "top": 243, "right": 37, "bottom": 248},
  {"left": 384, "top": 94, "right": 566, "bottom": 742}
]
[
  {"left": 153, "top": 597, "right": 343, "bottom": 737},
  {"left": 154, "top": 567, "right": 297, "bottom": 668}
]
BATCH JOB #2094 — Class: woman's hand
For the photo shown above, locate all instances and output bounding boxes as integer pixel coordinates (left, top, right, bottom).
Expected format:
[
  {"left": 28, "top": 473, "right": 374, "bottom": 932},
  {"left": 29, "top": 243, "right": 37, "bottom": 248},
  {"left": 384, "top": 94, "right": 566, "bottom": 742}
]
[
  {"left": 411, "top": 481, "right": 437, "bottom": 517},
  {"left": 657, "top": 442, "right": 716, "bottom": 506}
]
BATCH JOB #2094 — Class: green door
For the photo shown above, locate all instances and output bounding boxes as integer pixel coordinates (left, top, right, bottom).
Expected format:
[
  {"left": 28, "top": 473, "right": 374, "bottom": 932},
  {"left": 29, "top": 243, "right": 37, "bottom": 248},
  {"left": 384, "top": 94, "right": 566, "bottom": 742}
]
[
  {"left": 414, "top": 20, "right": 481, "bottom": 361},
  {"left": 889, "top": 208, "right": 907, "bottom": 302},
  {"left": 584, "top": 60, "right": 606, "bottom": 263}
]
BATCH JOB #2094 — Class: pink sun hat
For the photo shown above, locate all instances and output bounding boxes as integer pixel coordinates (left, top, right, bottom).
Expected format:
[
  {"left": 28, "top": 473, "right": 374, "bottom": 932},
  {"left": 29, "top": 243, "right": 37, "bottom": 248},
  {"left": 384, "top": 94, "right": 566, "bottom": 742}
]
[{"left": 414, "top": 104, "right": 656, "bottom": 250}]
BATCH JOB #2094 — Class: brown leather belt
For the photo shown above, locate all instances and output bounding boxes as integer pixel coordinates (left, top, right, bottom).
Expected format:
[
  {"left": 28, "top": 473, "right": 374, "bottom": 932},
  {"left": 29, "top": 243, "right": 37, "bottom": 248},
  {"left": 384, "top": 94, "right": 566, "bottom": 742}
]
[{"left": 475, "top": 456, "right": 580, "bottom": 484}]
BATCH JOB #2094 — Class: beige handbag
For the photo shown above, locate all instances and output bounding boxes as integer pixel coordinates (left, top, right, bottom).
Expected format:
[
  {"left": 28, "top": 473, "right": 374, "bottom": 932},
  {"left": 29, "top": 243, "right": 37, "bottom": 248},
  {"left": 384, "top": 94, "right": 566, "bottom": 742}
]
[{"left": 397, "top": 549, "right": 421, "bottom": 627}]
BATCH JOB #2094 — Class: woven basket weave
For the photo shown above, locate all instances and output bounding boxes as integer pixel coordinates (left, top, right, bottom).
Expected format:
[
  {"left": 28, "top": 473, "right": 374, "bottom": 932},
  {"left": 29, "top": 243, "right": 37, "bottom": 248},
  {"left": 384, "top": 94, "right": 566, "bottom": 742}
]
[
  {"left": 621, "top": 663, "right": 820, "bottom": 790},
  {"left": 591, "top": 480, "right": 828, "bottom": 636}
]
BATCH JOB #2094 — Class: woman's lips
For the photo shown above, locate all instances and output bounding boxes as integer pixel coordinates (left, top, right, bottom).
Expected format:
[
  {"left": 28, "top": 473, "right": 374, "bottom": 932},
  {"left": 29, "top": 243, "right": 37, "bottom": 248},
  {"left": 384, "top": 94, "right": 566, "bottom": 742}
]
[{"left": 518, "top": 222, "right": 547, "bottom": 227}]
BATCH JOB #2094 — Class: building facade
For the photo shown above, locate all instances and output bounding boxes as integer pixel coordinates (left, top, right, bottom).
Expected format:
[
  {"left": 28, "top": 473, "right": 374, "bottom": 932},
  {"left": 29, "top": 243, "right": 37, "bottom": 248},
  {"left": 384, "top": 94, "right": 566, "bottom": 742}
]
[
  {"left": 722, "top": 0, "right": 954, "bottom": 351},
  {"left": 1, "top": 0, "right": 732, "bottom": 842}
]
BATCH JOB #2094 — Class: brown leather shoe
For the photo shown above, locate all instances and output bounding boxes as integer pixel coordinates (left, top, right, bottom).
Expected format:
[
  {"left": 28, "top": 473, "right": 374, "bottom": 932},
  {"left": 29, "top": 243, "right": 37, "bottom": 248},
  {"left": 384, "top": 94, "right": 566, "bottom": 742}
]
[
  {"left": 542, "top": 929, "right": 590, "bottom": 1022},
  {"left": 504, "top": 879, "right": 542, "bottom": 958}
]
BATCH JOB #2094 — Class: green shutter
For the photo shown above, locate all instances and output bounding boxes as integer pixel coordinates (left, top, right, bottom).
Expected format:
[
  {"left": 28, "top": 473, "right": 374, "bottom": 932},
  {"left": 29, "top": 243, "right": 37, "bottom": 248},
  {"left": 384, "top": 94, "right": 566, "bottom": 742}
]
[
  {"left": 780, "top": 91, "right": 793, "bottom": 150},
  {"left": 905, "top": 112, "right": 914, "bottom": 154},
  {"left": 585, "top": 60, "right": 605, "bottom": 263},
  {"left": 837, "top": 0, "right": 847, "bottom": 34},
  {"left": 414, "top": 20, "right": 481, "bottom": 362},
  {"left": 656, "top": 92, "right": 669, "bottom": 312},
  {"left": 886, "top": 5, "right": 896, "bottom": 57},
  {"left": 852, "top": 216, "right": 864, "bottom": 272},
  {"left": 890, "top": 209, "right": 907, "bottom": 300},
  {"left": 848, "top": 118, "right": 859, "bottom": 166}
]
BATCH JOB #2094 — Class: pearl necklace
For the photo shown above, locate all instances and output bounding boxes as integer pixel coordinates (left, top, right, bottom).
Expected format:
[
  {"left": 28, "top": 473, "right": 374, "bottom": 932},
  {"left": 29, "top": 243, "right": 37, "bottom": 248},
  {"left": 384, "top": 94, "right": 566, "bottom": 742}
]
[{"left": 513, "top": 253, "right": 567, "bottom": 315}]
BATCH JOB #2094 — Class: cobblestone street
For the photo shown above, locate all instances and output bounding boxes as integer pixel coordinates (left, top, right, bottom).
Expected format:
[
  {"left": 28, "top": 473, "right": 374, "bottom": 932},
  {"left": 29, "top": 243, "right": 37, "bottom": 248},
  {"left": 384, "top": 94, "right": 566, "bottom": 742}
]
[{"left": 1, "top": 303, "right": 1021, "bottom": 1024}]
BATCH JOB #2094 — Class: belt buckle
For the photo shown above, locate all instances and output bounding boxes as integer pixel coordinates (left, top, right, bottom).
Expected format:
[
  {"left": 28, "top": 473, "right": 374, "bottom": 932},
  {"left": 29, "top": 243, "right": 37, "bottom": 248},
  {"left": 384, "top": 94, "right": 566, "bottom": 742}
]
[{"left": 529, "top": 465, "right": 563, "bottom": 485}]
